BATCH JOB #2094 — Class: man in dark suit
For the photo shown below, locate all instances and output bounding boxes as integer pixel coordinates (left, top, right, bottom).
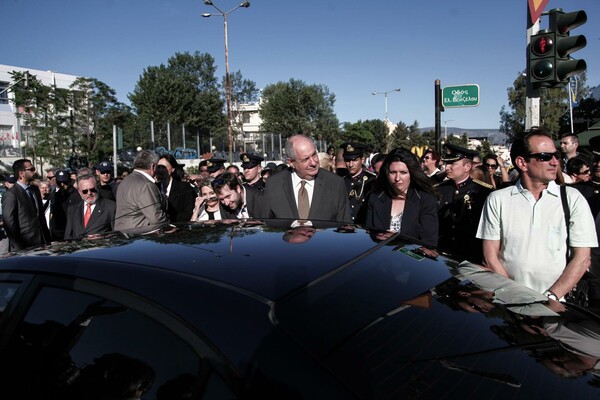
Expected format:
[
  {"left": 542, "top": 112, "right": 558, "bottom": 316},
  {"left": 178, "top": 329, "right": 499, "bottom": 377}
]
[
  {"left": 264, "top": 135, "right": 352, "bottom": 224},
  {"left": 115, "top": 150, "right": 170, "bottom": 234},
  {"left": 64, "top": 174, "right": 116, "bottom": 239},
  {"left": 212, "top": 172, "right": 266, "bottom": 219},
  {"left": 2, "top": 159, "right": 51, "bottom": 250}
]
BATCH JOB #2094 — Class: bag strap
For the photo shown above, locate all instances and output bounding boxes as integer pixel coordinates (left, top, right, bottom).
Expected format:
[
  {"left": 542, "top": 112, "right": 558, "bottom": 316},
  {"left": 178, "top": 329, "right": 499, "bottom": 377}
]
[{"left": 560, "top": 185, "right": 571, "bottom": 264}]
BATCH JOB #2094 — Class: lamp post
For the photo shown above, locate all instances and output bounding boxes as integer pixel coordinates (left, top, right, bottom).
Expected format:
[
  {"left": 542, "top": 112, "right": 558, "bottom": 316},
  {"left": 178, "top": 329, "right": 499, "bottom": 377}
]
[
  {"left": 443, "top": 119, "right": 454, "bottom": 141},
  {"left": 372, "top": 88, "right": 401, "bottom": 153},
  {"left": 202, "top": 0, "right": 250, "bottom": 164}
]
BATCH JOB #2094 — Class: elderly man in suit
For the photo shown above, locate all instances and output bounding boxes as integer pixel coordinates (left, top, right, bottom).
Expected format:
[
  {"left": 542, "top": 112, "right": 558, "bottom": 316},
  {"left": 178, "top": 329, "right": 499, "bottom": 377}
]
[
  {"left": 2, "top": 159, "right": 51, "bottom": 250},
  {"left": 264, "top": 135, "right": 352, "bottom": 224},
  {"left": 115, "top": 150, "right": 169, "bottom": 234},
  {"left": 64, "top": 174, "right": 116, "bottom": 239}
]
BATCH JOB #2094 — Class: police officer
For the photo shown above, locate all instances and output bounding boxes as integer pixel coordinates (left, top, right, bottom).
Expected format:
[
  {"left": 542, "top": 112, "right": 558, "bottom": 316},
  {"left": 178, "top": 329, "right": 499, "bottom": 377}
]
[
  {"left": 341, "top": 142, "right": 375, "bottom": 221},
  {"left": 95, "top": 161, "right": 118, "bottom": 201},
  {"left": 240, "top": 153, "right": 265, "bottom": 191},
  {"left": 437, "top": 143, "right": 492, "bottom": 263}
]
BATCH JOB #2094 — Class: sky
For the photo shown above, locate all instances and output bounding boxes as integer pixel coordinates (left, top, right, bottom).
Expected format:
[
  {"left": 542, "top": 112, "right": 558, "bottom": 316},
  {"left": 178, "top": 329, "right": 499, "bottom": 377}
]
[{"left": 4, "top": 0, "right": 600, "bottom": 130}]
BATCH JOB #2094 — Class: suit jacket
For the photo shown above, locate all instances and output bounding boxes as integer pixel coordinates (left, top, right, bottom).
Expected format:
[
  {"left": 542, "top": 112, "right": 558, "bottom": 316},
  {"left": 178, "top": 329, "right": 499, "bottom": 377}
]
[
  {"left": 64, "top": 197, "right": 116, "bottom": 239},
  {"left": 166, "top": 179, "right": 196, "bottom": 223},
  {"left": 219, "top": 186, "right": 268, "bottom": 219},
  {"left": 363, "top": 188, "right": 439, "bottom": 247},
  {"left": 2, "top": 184, "right": 51, "bottom": 250},
  {"left": 114, "top": 170, "right": 169, "bottom": 234},
  {"left": 264, "top": 168, "right": 352, "bottom": 224}
]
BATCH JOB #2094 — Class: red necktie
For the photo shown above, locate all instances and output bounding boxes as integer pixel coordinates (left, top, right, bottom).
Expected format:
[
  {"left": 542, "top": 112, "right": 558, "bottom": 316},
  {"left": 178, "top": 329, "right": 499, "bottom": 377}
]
[{"left": 83, "top": 203, "right": 92, "bottom": 227}]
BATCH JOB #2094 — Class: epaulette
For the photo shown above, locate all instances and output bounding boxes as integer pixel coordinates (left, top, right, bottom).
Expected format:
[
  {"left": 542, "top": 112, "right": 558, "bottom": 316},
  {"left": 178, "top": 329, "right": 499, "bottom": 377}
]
[
  {"left": 472, "top": 179, "right": 494, "bottom": 189},
  {"left": 363, "top": 169, "right": 376, "bottom": 177}
]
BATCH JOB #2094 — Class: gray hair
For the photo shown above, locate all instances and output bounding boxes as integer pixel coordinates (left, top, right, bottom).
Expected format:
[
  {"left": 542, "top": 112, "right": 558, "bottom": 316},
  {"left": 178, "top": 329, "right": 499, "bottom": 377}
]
[
  {"left": 134, "top": 150, "right": 159, "bottom": 170},
  {"left": 77, "top": 174, "right": 97, "bottom": 187}
]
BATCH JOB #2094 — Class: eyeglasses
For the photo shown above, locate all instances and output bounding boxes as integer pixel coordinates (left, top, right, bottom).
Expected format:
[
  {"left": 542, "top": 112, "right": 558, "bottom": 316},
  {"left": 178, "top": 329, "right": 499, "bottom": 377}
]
[
  {"left": 422, "top": 156, "right": 431, "bottom": 160},
  {"left": 47, "top": 175, "right": 55, "bottom": 179},
  {"left": 23, "top": 167, "right": 36, "bottom": 172},
  {"left": 81, "top": 188, "right": 98, "bottom": 195},
  {"left": 485, "top": 163, "right": 498, "bottom": 169},
  {"left": 576, "top": 169, "right": 591, "bottom": 175},
  {"left": 525, "top": 151, "right": 561, "bottom": 162},
  {"left": 100, "top": 171, "right": 112, "bottom": 175}
]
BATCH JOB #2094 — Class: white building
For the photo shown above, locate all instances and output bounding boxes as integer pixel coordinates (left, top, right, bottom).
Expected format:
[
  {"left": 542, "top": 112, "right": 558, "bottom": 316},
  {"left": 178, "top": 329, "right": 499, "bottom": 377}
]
[{"left": 0, "top": 64, "right": 81, "bottom": 154}]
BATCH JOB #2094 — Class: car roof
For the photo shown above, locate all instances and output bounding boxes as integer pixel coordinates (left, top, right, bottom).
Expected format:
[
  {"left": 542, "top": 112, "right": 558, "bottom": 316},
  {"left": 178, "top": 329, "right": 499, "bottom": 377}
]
[{"left": 1, "top": 221, "right": 408, "bottom": 301}]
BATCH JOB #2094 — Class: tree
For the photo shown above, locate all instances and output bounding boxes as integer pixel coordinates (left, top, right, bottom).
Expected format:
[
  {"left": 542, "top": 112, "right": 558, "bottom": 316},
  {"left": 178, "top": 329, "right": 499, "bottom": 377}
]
[
  {"left": 339, "top": 120, "right": 383, "bottom": 150},
  {"left": 10, "top": 70, "right": 73, "bottom": 167},
  {"left": 259, "top": 79, "right": 339, "bottom": 142},
  {"left": 391, "top": 120, "right": 420, "bottom": 150},
  {"left": 500, "top": 72, "right": 589, "bottom": 142},
  {"left": 129, "top": 51, "right": 224, "bottom": 148}
]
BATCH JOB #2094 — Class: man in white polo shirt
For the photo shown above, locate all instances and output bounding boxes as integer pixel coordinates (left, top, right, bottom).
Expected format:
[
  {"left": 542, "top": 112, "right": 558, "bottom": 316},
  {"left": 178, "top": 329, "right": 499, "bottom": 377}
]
[{"left": 477, "top": 128, "right": 597, "bottom": 300}]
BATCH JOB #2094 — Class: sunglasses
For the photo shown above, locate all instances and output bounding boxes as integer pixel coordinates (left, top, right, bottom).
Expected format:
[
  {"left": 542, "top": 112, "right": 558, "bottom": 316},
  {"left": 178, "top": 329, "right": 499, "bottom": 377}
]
[
  {"left": 576, "top": 169, "right": 591, "bottom": 175},
  {"left": 47, "top": 175, "right": 55, "bottom": 179},
  {"left": 81, "top": 188, "right": 98, "bottom": 195},
  {"left": 23, "top": 167, "right": 36, "bottom": 172},
  {"left": 485, "top": 163, "right": 498, "bottom": 169},
  {"left": 525, "top": 151, "right": 561, "bottom": 162},
  {"left": 422, "top": 156, "right": 432, "bottom": 160}
]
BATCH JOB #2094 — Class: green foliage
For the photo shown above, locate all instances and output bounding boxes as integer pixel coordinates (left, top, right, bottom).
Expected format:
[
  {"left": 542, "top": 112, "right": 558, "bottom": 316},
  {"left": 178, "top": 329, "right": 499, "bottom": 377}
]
[
  {"left": 9, "top": 71, "right": 135, "bottom": 167},
  {"left": 391, "top": 120, "right": 420, "bottom": 150},
  {"left": 445, "top": 133, "right": 469, "bottom": 148},
  {"left": 500, "top": 71, "right": 589, "bottom": 142},
  {"left": 339, "top": 120, "right": 382, "bottom": 150},
  {"left": 129, "top": 51, "right": 225, "bottom": 147},
  {"left": 226, "top": 70, "right": 259, "bottom": 105},
  {"left": 259, "top": 79, "right": 339, "bottom": 141}
]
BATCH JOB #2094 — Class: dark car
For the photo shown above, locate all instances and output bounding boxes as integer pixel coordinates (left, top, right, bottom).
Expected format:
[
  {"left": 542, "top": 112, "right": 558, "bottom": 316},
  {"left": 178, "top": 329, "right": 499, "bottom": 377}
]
[{"left": 0, "top": 220, "right": 599, "bottom": 399}]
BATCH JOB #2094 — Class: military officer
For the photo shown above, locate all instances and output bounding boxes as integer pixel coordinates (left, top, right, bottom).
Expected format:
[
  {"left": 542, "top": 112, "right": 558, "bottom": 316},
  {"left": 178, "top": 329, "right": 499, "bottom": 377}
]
[
  {"left": 240, "top": 153, "right": 265, "bottom": 191},
  {"left": 341, "top": 142, "right": 375, "bottom": 221},
  {"left": 205, "top": 158, "right": 227, "bottom": 179},
  {"left": 437, "top": 143, "right": 492, "bottom": 263}
]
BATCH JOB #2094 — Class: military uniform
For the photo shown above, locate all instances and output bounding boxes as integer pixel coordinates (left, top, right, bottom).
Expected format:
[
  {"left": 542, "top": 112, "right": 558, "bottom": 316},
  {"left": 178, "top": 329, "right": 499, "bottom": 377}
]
[
  {"left": 340, "top": 142, "right": 375, "bottom": 221},
  {"left": 240, "top": 153, "right": 266, "bottom": 192},
  {"left": 344, "top": 169, "right": 375, "bottom": 221},
  {"left": 436, "top": 143, "right": 492, "bottom": 263},
  {"left": 437, "top": 177, "right": 492, "bottom": 262}
]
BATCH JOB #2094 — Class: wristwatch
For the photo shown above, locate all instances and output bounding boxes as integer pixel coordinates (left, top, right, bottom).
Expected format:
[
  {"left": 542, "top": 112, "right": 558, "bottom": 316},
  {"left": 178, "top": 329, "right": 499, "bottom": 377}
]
[{"left": 543, "top": 290, "right": 559, "bottom": 301}]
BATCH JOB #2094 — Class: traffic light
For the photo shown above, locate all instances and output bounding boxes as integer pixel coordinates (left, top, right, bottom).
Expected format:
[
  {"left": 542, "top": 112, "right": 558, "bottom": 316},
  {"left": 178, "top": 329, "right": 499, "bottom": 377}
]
[
  {"left": 529, "top": 30, "right": 555, "bottom": 87},
  {"left": 549, "top": 8, "right": 587, "bottom": 86}
]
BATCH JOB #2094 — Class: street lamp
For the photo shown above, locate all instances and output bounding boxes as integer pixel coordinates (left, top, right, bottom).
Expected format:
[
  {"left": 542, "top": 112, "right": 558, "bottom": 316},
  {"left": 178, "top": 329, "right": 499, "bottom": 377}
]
[
  {"left": 443, "top": 119, "right": 454, "bottom": 141},
  {"left": 202, "top": 0, "right": 250, "bottom": 163},
  {"left": 19, "top": 141, "right": 27, "bottom": 158},
  {"left": 372, "top": 88, "right": 401, "bottom": 153}
]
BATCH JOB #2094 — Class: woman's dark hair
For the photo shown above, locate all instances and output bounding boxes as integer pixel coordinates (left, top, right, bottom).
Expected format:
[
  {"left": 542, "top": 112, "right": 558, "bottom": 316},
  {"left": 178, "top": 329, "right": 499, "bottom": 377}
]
[
  {"left": 372, "top": 147, "right": 439, "bottom": 198},
  {"left": 482, "top": 154, "right": 498, "bottom": 164},
  {"left": 159, "top": 154, "right": 185, "bottom": 181}
]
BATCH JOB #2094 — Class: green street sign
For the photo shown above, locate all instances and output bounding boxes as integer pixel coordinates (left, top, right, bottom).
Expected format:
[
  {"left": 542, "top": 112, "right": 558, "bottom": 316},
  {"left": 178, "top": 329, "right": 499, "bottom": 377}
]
[{"left": 442, "top": 84, "right": 480, "bottom": 108}]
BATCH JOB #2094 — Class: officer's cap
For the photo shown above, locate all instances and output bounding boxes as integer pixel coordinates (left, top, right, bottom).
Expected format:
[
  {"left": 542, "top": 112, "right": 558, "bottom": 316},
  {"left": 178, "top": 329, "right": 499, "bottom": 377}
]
[
  {"left": 441, "top": 143, "right": 480, "bottom": 163},
  {"left": 240, "top": 153, "right": 264, "bottom": 169},
  {"left": 341, "top": 142, "right": 367, "bottom": 161},
  {"left": 589, "top": 135, "right": 600, "bottom": 156},
  {"left": 206, "top": 158, "right": 226, "bottom": 173}
]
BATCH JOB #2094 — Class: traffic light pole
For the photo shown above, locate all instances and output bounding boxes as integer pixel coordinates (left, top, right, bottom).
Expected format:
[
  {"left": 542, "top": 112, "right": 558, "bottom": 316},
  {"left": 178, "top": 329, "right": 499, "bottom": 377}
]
[{"left": 526, "top": 12, "right": 540, "bottom": 130}]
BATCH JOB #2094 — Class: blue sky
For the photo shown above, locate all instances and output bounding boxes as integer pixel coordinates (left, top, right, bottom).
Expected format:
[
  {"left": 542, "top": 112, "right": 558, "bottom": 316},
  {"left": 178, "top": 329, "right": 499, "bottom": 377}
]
[{"left": 4, "top": 0, "right": 600, "bottom": 129}]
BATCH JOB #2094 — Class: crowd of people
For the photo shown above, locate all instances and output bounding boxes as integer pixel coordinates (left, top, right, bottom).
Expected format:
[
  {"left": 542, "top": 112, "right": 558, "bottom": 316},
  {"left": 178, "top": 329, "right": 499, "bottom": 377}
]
[{"left": 2, "top": 128, "right": 600, "bottom": 308}]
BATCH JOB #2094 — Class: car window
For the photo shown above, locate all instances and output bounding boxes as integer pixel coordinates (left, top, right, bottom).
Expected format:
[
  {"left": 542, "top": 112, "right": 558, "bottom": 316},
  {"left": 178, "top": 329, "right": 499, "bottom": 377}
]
[
  {"left": 1, "top": 285, "right": 235, "bottom": 399},
  {"left": 0, "top": 281, "right": 19, "bottom": 321}
]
